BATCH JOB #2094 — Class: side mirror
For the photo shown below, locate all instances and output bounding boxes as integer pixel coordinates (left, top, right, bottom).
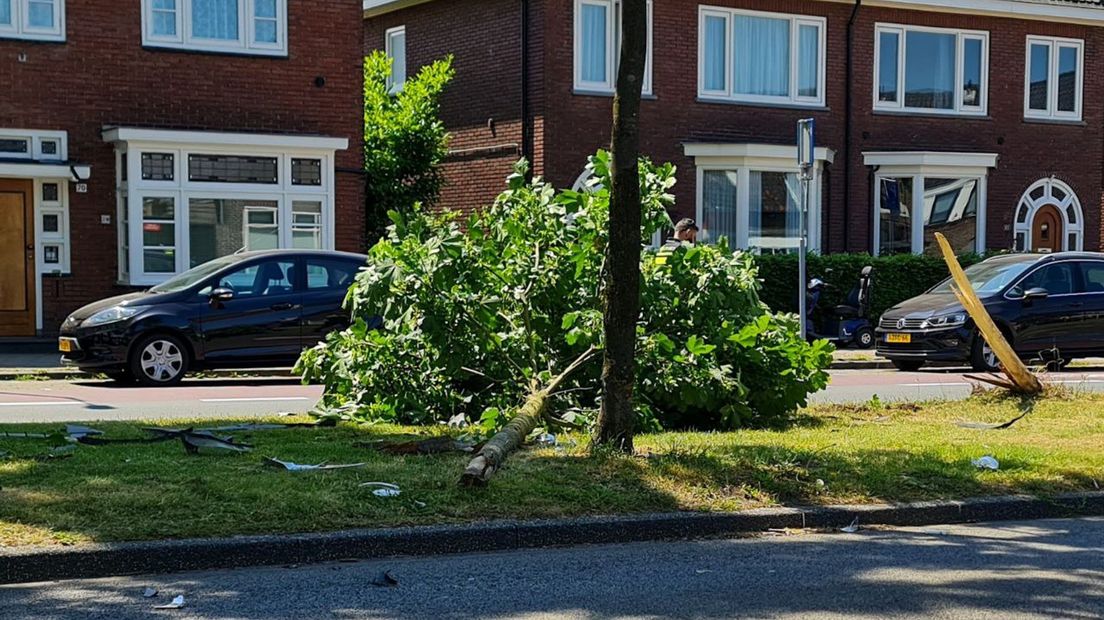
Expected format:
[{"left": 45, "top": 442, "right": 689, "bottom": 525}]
[
  {"left": 209, "top": 287, "right": 234, "bottom": 303},
  {"left": 1023, "top": 287, "right": 1049, "bottom": 301}
]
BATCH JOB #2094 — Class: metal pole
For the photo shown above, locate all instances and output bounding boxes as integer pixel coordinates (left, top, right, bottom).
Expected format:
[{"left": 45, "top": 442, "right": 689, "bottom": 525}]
[{"left": 799, "top": 176, "right": 808, "bottom": 341}]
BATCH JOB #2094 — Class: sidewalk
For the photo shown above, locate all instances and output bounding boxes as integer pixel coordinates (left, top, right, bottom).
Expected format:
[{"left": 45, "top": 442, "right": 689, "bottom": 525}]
[{"left": 831, "top": 348, "right": 1104, "bottom": 370}]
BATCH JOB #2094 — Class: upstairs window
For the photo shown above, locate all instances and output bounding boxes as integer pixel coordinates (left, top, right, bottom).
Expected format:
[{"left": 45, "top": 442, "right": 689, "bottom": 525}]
[
  {"left": 0, "top": 0, "right": 64, "bottom": 41},
  {"left": 142, "top": 0, "right": 286, "bottom": 56},
  {"left": 1025, "top": 36, "right": 1083, "bottom": 121},
  {"left": 574, "top": 0, "right": 653, "bottom": 94},
  {"left": 875, "top": 24, "right": 988, "bottom": 116},
  {"left": 698, "top": 7, "right": 824, "bottom": 106},
  {"left": 386, "top": 26, "right": 406, "bottom": 94}
]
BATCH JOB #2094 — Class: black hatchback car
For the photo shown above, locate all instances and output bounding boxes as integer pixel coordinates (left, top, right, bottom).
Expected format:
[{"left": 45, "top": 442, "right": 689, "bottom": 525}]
[
  {"left": 877, "top": 252, "right": 1104, "bottom": 372},
  {"left": 59, "top": 249, "right": 366, "bottom": 386}
]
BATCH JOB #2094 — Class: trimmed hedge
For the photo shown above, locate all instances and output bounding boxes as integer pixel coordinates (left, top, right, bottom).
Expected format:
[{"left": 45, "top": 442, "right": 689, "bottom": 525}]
[{"left": 754, "top": 253, "right": 984, "bottom": 320}]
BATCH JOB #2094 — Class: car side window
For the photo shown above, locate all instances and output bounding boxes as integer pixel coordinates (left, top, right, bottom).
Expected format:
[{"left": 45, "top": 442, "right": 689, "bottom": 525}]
[
  {"left": 1017, "top": 263, "right": 1078, "bottom": 296},
  {"left": 305, "top": 259, "right": 359, "bottom": 291},
  {"left": 1080, "top": 262, "right": 1104, "bottom": 293},
  {"left": 215, "top": 260, "right": 297, "bottom": 299}
]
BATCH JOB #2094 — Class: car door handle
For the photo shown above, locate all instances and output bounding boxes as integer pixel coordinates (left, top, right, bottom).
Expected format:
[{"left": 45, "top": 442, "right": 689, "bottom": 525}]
[{"left": 270, "top": 303, "right": 296, "bottom": 311}]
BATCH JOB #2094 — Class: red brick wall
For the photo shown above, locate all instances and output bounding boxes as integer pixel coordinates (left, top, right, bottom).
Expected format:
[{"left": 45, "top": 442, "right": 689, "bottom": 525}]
[
  {"left": 0, "top": 0, "right": 365, "bottom": 332},
  {"left": 365, "top": 0, "right": 536, "bottom": 219}
]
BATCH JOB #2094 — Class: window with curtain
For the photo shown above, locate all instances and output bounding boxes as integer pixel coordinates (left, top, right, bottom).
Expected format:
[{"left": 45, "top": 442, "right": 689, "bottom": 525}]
[
  {"left": 0, "top": 0, "right": 63, "bottom": 39},
  {"left": 701, "top": 170, "right": 739, "bottom": 245},
  {"left": 698, "top": 7, "right": 824, "bottom": 105},
  {"left": 875, "top": 24, "right": 988, "bottom": 114},
  {"left": 143, "top": 0, "right": 285, "bottom": 54},
  {"left": 386, "top": 27, "right": 406, "bottom": 93},
  {"left": 749, "top": 171, "right": 801, "bottom": 254},
  {"left": 1025, "top": 36, "right": 1083, "bottom": 120},
  {"left": 574, "top": 0, "right": 652, "bottom": 93}
]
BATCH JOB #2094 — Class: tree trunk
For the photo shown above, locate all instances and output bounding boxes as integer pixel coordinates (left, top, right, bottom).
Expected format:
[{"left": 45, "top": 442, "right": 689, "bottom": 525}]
[{"left": 596, "top": 0, "right": 648, "bottom": 452}]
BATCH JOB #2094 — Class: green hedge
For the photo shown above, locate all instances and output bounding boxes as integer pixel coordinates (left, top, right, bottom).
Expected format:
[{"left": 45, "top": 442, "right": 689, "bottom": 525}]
[{"left": 754, "top": 253, "right": 985, "bottom": 320}]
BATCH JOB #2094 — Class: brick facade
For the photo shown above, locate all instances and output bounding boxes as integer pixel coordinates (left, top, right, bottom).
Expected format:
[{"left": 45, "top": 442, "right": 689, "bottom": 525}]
[
  {"left": 1, "top": 0, "right": 365, "bottom": 334},
  {"left": 365, "top": 0, "right": 1104, "bottom": 256}
]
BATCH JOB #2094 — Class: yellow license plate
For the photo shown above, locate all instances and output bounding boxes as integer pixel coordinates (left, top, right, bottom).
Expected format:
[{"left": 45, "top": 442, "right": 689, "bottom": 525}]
[
  {"left": 58, "top": 338, "right": 73, "bottom": 353},
  {"left": 886, "top": 333, "right": 911, "bottom": 344}
]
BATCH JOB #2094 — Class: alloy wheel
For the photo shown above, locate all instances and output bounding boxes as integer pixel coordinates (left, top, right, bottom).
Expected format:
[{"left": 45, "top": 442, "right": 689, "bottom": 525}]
[
  {"left": 139, "top": 339, "right": 184, "bottom": 383},
  {"left": 982, "top": 342, "right": 998, "bottom": 370}
]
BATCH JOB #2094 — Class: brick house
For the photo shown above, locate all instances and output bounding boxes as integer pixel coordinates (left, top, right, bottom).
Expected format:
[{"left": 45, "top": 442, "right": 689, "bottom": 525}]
[
  {"left": 364, "top": 0, "right": 1104, "bottom": 261},
  {"left": 1, "top": 0, "right": 365, "bottom": 336}
]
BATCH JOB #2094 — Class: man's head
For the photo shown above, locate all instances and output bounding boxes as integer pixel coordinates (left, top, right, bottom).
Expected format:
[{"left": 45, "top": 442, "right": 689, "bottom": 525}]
[{"left": 673, "top": 218, "right": 699, "bottom": 243}]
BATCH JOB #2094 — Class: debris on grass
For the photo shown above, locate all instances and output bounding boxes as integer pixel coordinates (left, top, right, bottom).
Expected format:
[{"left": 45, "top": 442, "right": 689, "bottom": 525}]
[
  {"left": 153, "top": 595, "right": 185, "bottom": 609},
  {"left": 971, "top": 455, "right": 1000, "bottom": 470},
  {"left": 143, "top": 428, "right": 252, "bottom": 454},
  {"left": 361, "top": 482, "right": 401, "bottom": 497},
  {"left": 534, "top": 432, "right": 557, "bottom": 447},
  {"left": 370, "top": 571, "right": 399, "bottom": 587},
  {"left": 143, "top": 587, "right": 159, "bottom": 598},
  {"left": 840, "top": 517, "right": 860, "bottom": 533},
  {"left": 264, "top": 458, "right": 366, "bottom": 472},
  {"left": 368, "top": 436, "right": 482, "bottom": 455}
]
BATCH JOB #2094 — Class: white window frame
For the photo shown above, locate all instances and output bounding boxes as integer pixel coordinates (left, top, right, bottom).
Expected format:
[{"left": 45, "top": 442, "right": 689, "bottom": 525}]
[
  {"left": 385, "top": 25, "right": 406, "bottom": 94},
  {"left": 685, "top": 144, "right": 834, "bottom": 253},
  {"left": 1024, "top": 35, "right": 1084, "bottom": 121},
  {"left": 696, "top": 6, "right": 826, "bottom": 107},
  {"left": 0, "top": 0, "right": 64, "bottom": 41},
  {"left": 865, "top": 152, "right": 996, "bottom": 256},
  {"left": 873, "top": 23, "right": 989, "bottom": 116},
  {"left": 103, "top": 128, "right": 345, "bottom": 286},
  {"left": 1013, "top": 178, "right": 1084, "bottom": 252},
  {"left": 0, "top": 128, "right": 67, "bottom": 161},
  {"left": 573, "top": 0, "right": 653, "bottom": 95},
  {"left": 242, "top": 204, "right": 280, "bottom": 251},
  {"left": 141, "top": 0, "right": 287, "bottom": 57}
]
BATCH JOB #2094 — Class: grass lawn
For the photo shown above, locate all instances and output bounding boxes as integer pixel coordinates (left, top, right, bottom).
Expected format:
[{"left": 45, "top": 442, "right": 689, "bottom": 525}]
[{"left": 2, "top": 391, "right": 1103, "bottom": 547}]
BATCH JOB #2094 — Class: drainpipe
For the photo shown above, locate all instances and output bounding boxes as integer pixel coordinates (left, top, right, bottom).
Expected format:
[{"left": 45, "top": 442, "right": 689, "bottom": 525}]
[
  {"left": 843, "top": 0, "right": 861, "bottom": 252},
  {"left": 520, "top": 0, "right": 531, "bottom": 175}
]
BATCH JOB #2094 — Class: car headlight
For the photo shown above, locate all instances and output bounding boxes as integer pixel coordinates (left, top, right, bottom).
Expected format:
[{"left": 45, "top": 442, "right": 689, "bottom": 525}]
[
  {"left": 82, "top": 306, "right": 141, "bottom": 327},
  {"left": 921, "top": 312, "right": 967, "bottom": 329}
]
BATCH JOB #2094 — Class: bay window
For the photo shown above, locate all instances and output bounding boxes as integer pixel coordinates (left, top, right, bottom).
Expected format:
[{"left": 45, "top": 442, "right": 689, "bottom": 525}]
[
  {"left": 1025, "top": 36, "right": 1083, "bottom": 121},
  {"left": 142, "top": 0, "right": 286, "bottom": 55},
  {"left": 687, "top": 144, "right": 832, "bottom": 254},
  {"left": 103, "top": 128, "right": 346, "bottom": 286},
  {"left": 574, "top": 0, "right": 652, "bottom": 94},
  {"left": 875, "top": 24, "right": 988, "bottom": 115},
  {"left": 867, "top": 152, "right": 995, "bottom": 256},
  {"left": 698, "top": 7, "right": 825, "bottom": 106},
  {"left": 0, "top": 0, "right": 64, "bottom": 41}
]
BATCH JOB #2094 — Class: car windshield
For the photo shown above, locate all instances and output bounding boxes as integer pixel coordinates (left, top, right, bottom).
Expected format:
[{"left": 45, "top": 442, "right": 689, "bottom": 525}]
[
  {"left": 148, "top": 255, "right": 244, "bottom": 294},
  {"left": 928, "top": 258, "right": 1036, "bottom": 295}
]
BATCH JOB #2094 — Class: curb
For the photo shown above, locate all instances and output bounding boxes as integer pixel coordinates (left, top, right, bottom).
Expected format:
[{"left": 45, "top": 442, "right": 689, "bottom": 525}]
[
  {"left": 0, "top": 368, "right": 297, "bottom": 381},
  {"left": 3, "top": 491, "right": 1103, "bottom": 585}
]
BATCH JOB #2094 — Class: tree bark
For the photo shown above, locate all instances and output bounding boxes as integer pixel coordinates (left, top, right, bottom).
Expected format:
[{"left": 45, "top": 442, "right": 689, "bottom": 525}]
[{"left": 596, "top": 0, "right": 648, "bottom": 452}]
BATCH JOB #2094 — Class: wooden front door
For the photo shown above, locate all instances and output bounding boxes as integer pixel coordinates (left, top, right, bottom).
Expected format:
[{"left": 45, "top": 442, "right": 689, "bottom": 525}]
[
  {"left": 1031, "top": 204, "right": 1063, "bottom": 253},
  {"left": 0, "top": 180, "right": 35, "bottom": 336}
]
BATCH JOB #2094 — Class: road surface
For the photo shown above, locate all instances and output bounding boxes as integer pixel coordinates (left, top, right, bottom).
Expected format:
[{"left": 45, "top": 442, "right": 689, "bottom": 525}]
[{"left": 2, "top": 517, "right": 1102, "bottom": 618}]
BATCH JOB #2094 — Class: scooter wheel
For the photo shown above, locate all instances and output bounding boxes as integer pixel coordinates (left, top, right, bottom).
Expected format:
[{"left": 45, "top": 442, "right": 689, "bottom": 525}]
[{"left": 854, "top": 326, "right": 876, "bottom": 349}]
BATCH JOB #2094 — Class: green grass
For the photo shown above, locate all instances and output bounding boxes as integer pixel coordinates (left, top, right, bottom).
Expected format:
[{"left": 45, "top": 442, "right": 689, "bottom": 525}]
[{"left": 2, "top": 392, "right": 1103, "bottom": 547}]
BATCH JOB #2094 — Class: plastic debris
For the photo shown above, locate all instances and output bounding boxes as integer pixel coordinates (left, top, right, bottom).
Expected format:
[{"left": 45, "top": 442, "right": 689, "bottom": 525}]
[
  {"left": 413, "top": 500, "right": 427, "bottom": 508},
  {"left": 142, "top": 587, "right": 159, "bottom": 598},
  {"left": 370, "top": 571, "right": 399, "bottom": 587},
  {"left": 265, "top": 458, "right": 366, "bottom": 472},
  {"left": 65, "top": 425, "right": 104, "bottom": 440},
  {"left": 361, "top": 482, "right": 401, "bottom": 497},
  {"left": 972, "top": 455, "right": 1000, "bottom": 470},
  {"left": 840, "top": 517, "right": 860, "bottom": 533},
  {"left": 534, "top": 433, "right": 557, "bottom": 447},
  {"left": 143, "top": 428, "right": 252, "bottom": 454},
  {"left": 153, "top": 595, "right": 185, "bottom": 609}
]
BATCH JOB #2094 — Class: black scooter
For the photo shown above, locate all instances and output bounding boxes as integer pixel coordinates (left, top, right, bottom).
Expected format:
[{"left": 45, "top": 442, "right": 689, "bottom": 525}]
[{"left": 805, "top": 266, "right": 875, "bottom": 349}]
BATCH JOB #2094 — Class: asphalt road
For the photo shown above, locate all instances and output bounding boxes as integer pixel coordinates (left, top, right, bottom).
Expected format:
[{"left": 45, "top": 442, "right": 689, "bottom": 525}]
[
  {"left": 3, "top": 517, "right": 1102, "bottom": 619},
  {"left": 4, "top": 367, "right": 1104, "bottom": 423}
]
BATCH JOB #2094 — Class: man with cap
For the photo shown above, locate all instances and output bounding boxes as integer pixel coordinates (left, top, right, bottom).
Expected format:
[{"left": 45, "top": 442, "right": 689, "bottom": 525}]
[{"left": 656, "top": 218, "right": 698, "bottom": 265}]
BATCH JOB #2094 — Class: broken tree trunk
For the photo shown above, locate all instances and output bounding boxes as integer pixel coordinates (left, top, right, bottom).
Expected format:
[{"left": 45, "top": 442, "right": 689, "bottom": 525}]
[
  {"left": 459, "top": 346, "right": 596, "bottom": 487},
  {"left": 934, "top": 232, "right": 1042, "bottom": 394}
]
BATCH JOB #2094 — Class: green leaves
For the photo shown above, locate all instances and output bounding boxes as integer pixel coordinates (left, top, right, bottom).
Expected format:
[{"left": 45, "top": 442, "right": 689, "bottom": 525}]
[{"left": 685, "top": 336, "right": 716, "bottom": 357}]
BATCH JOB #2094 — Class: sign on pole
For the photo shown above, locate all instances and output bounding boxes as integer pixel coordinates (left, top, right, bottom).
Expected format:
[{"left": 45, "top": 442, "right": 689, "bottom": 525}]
[{"left": 796, "top": 119, "right": 815, "bottom": 341}]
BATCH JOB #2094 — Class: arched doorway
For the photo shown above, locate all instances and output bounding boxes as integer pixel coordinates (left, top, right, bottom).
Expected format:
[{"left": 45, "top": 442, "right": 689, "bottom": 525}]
[{"left": 1014, "top": 178, "right": 1083, "bottom": 253}]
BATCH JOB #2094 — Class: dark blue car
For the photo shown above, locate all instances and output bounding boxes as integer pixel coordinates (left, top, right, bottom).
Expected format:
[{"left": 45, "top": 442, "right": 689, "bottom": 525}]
[
  {"left": 58, "top": 249, "right": 365, "bottom": 386},
  {"left": 877, "top": 252, "right": 1104, "bottom": 371}
]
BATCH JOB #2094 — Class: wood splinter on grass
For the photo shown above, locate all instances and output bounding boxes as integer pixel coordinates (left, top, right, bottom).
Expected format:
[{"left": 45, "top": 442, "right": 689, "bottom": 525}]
[{"left": 933, "top": 232, "right": 1042, "bottom": 395}]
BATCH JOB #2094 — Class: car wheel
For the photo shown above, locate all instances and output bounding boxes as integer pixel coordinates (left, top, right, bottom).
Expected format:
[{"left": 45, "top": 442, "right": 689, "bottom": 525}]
[
  {"left": 130, "top": 334, "right": 189, "bottom": 387},
  {"left": 854, "top": 327, "right": 876, "bottom": 349},
  {"left": 891, "top": 359, "right": 925, "bottom": 372},
  {"left": 970, "top": 333, "right": 1001, "bottom": 373}
]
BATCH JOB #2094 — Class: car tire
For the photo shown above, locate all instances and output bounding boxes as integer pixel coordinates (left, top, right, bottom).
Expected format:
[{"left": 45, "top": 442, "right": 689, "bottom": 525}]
[
  {"left": 970, "top": 332, "right": 1001, "bottom": 373},
  {"left": 891, "top": 359, "right": 925, "bottom": 372},
  {"left": 130, "top": 333, "right": 189, "bottom": 387},
  {"left": 854, "top": 327, "right": 876, "bottom": 349}
]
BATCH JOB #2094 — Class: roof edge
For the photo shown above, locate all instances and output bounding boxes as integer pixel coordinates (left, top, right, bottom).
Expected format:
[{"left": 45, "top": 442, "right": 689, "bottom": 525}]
[{"left": 364, "top": 0, "right": 436, "bottom": 18}]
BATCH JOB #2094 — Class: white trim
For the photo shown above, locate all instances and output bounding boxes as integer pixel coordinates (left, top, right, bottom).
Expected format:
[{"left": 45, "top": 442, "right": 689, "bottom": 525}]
[
  {"left": 101, "top": 127, "right": 348, "bottom": 151},
  {"left": 863, "top": 151, "right": 997, "bottom": 170},
  {"left": 0, "top": 128, "right": 68, "bottom": 161},
  {"left": 573, "top": 0, "right": 653, "bottom": 96},
  {"left": 844, "top": 0, "right": 1104, "bottom": 26},
  {"left": 873, "top": 23, "right": 989, "bottom": 117},
  {"left": 385, "top": 25, "right": 406, "bottom": 94},
  {"left": 686, "top": 143, "right": 835, "bottom": 164},
  {"left": 0, "top": 0, "right": 64, "bottom": 42},
  {"left": 1013, "top": 177, "right": 1083, "bottom": 252},
  {"left": 0, "top": 162, "right": 88, "bottom": 180},
  {"left": 696, "top": 6, "right": 826, "bottom": 108},
  {"left": 1023, "top": 35, "right": 1084, "bottom": 122},
  {"left": 140, "top": 0, "right": 287, "bottom": 57}
]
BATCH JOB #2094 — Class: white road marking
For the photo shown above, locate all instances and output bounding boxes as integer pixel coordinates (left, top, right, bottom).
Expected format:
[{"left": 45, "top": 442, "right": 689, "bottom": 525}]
[
  {"left": 198, "top": 397, "right": 312, "bottom": 403},
  {"left": 0, "top": 401, "right": 83, "bottom": 407}
]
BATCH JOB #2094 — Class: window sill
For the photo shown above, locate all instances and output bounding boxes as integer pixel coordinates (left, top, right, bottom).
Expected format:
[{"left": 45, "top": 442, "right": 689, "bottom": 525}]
[
  {"left": 872, "top": 109, "right": 990, "bottom": 120},
  {"left": 1023, "top": 116, "right": 1086, "bottom": 127},
  {"left": 141, "top": 43, "right": 288, "bottom": 59},
  {"left": 696, "top": 97, "right": 828, "bottom": 111},
  {"left": 572, "top": 89, "right": 657, "bottom": 100},
  {"left": 0, "top": 33, "right": 65, "bottom": 43}
]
